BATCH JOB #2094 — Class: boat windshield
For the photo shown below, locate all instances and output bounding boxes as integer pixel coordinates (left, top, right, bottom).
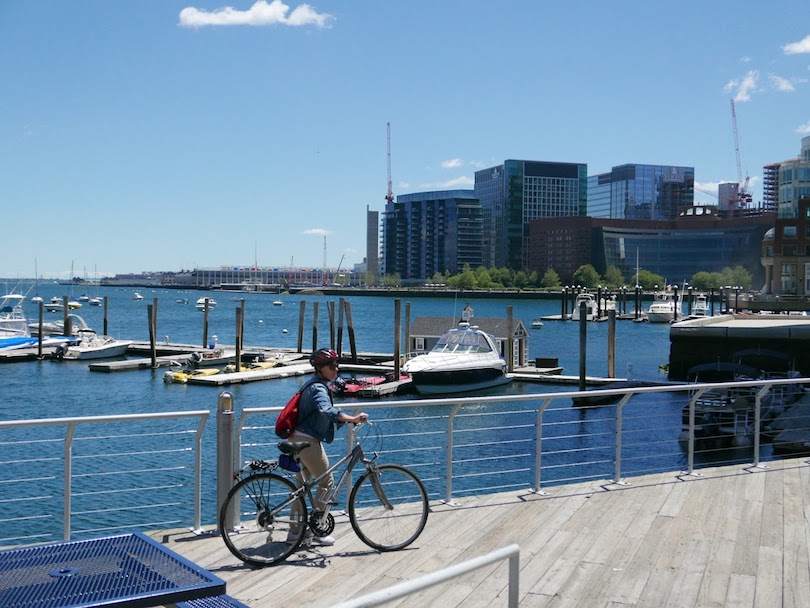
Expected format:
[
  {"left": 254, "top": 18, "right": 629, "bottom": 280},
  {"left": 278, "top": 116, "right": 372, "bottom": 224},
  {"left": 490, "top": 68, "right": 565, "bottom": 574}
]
[{"left": 431, "top": 329, "right": 493, "bottom": 354}]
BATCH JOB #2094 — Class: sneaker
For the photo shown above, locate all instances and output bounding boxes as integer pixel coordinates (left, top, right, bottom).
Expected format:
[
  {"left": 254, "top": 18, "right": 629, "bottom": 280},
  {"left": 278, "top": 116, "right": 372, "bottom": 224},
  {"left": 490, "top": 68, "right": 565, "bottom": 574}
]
[{"left": 309, "top": 534, "right": 335, "bottom": 546}]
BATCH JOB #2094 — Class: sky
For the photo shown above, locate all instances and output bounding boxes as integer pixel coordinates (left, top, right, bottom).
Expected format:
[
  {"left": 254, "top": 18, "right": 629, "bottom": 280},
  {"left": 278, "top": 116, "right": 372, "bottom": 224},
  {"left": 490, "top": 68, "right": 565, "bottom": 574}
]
[{"left": 2, "top": 1, "right": 809, "bottom": 280}]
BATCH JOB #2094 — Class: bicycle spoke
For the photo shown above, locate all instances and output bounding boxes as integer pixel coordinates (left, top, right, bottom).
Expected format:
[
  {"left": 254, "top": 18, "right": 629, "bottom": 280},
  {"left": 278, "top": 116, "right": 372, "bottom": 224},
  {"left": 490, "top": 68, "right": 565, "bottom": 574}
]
[
  {"left": 219, "top": 472, "right": 307, "bottom": 567},
  {"left": 349, "top": 464, "right": 429, "bottom": 551}
]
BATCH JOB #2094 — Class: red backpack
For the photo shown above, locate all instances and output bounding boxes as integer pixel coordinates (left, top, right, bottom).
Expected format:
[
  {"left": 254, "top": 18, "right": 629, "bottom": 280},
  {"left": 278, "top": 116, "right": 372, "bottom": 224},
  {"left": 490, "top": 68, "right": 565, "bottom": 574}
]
[{"left": 275, "top": 388, "right": 304, "bottom": 439}]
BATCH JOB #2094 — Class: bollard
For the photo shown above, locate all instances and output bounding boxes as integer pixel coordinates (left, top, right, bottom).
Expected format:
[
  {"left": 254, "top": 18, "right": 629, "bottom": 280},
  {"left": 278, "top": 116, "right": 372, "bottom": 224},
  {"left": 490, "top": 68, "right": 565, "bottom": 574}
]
[{"left": 217, "top": 391, "right": 236, "bottom": 531}]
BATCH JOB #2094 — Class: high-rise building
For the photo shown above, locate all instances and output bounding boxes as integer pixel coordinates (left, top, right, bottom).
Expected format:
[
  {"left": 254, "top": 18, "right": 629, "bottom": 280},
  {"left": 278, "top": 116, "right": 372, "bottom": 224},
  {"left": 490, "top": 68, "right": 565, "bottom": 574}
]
[
  {"left": 381, "top": 191, "right": 482, "bottom": 281},
  {"left": 365, "top": 205, "right": 379, "bottom": 280},
  {"left": 474, "top": 160, "right": 587, "bottom": 270},
  {"left": 587, "top": 164, "right": 695, "bottom": 220},
  {"left": 761, "top": 136, "right": 810, "bottom": 294}
]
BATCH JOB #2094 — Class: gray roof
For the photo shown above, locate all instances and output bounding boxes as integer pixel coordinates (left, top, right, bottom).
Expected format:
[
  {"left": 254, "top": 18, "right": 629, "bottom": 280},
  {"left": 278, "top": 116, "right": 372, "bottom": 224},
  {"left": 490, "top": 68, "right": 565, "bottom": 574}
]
[{"left": 408, "top": 316, "right": 528, "bottom": 340}]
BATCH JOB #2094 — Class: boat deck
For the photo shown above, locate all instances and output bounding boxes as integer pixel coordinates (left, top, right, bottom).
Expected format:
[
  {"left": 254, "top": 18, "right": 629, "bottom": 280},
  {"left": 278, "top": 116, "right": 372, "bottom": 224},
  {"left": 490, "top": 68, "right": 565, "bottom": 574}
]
[{"left": 149, "top": 456, "right": 810, "bottom": 607}]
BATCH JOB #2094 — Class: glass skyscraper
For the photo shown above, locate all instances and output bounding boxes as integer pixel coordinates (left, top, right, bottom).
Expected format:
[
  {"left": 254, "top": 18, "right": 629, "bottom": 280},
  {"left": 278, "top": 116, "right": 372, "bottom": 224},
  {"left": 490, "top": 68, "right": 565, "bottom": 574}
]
[
  {"left": 587, "top": 164, "right": 695, "bottom": 220},
  {"left": 475, "top": 160, "right": 587, "bottom": 270}
]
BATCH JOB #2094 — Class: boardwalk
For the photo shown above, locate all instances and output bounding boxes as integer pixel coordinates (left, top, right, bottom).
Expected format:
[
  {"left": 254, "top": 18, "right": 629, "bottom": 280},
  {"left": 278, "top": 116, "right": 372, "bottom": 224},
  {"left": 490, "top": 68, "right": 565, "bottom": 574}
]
[{"left": 152, "top": 457, "right": 810, "bottom": 607}]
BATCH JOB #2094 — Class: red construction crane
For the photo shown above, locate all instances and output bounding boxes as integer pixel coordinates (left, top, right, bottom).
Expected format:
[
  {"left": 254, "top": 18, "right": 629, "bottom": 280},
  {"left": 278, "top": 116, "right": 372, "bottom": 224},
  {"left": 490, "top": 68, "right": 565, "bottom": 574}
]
[
  {"left": 385, "top": 122, "right": 394, "bottom": 205},
  {"left": 730, "top": 99, "right": 752, "bottom": 206}
]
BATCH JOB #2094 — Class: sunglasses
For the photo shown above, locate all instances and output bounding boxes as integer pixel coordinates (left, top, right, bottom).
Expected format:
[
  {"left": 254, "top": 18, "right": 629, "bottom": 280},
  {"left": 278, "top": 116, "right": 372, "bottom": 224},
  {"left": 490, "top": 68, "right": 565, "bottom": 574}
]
[{"left": 326, "top": 362, "right": 339, "bottom": 370}]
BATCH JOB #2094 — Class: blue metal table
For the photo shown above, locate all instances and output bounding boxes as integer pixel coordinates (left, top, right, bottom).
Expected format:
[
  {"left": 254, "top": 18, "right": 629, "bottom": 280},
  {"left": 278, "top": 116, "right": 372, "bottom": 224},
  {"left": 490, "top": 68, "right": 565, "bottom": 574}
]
[{"left": 0, "top": 532, "right": 226, "bottom": 608}]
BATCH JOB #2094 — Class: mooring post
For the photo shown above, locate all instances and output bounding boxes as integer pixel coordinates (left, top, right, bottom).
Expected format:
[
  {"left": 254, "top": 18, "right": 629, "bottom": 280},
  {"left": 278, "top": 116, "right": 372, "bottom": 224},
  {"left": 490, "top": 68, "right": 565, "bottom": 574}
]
[
  {"left": 312, "top": 301, "right": 319, "bottom": 352},
  {"left": 234, "top": 302, "right": 243, "bottom": 373},
  {"left": 297, "top": 300, "right": 306, "bottom": 353},
  {"left": 345, "top": 300, "right": 358, "bottom": 363},
  {"left": 37, "top": 300, "right": 44, "bottom": 358},
  {"left": 103, "top": 295, "right": 109, "bottom": 336},
  {"left": 608, "top": 309, "right": 616, "bottom": 378},
  {"left": 507, "top": 305, "right": 514, "bottom": 373},
  {"left": 579, "top": 301, "right": 587, "bottom": 391},
  {"left": 337, "top": 297, "right": 345, "bottom": 356},
  {"left": 404, "top": 301, "right": 411, "bottom": 361},
  {"left": 147, "top": 303, "right": 156, "bottom": 368},
  {"left": 394, "top": 299, "right": 401, "bottom": 378},
  {"left": 202, "top": 299, "right": 209, "bottom": 349},
  {"left": 327, "top": 301, "right": 336, "bottom": 349}
]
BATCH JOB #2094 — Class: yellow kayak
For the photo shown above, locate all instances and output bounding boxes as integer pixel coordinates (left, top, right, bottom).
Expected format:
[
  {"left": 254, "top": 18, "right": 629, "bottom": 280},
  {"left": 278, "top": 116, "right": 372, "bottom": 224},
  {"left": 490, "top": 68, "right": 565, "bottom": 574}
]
[
  {"left": 163, "top": 368, "right": 220, "bottom": 384},
  {"left": 223, "top": 360, "right": 278, "bottom": 374}
]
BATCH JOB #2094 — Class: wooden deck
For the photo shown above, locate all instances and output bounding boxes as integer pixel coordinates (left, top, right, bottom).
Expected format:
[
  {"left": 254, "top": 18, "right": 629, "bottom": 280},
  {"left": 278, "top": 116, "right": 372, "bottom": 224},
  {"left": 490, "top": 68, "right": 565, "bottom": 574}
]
[{"left": 151, "top": 456, "right": 810, "bottom": 607}]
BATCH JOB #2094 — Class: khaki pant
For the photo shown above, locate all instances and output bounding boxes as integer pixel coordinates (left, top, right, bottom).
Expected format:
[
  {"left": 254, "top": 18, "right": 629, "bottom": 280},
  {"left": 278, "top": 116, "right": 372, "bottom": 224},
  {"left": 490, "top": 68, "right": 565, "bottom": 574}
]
[{"left": 294, "top": 439, "right": 334, "bottom": 516}]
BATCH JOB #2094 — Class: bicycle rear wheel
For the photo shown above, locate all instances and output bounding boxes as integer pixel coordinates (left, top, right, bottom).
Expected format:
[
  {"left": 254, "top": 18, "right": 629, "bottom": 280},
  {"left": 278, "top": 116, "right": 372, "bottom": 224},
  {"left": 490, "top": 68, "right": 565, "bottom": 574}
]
[
  {"left": 219, "top": 472, "right": 307, "bottom": 567},
  {"left": 348, "top": 464, "right": 429, "bottom": 551}
]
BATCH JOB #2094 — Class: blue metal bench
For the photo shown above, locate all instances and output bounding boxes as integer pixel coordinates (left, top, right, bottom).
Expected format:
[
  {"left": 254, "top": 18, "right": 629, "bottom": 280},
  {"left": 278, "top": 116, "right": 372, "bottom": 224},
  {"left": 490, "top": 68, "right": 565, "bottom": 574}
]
[
  {"left": 0, "top": 531, "right": 225, "bottom": 608},
  {"left": 177, "top": 595, "right": 251, "bottom": 608}
]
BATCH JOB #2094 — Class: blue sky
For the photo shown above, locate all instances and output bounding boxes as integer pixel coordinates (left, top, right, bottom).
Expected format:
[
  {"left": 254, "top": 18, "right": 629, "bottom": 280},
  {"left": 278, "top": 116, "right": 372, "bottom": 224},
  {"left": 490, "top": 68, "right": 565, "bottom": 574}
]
[{"left": 2, "top": 1, "right": 809, "bottom": 279}]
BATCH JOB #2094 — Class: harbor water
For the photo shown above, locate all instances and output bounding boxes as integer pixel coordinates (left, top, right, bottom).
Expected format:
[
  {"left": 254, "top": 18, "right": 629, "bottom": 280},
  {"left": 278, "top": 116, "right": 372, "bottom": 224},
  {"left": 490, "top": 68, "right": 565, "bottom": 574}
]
[{"left": 1, "top": 284, "right": 688, "bottom": 542}]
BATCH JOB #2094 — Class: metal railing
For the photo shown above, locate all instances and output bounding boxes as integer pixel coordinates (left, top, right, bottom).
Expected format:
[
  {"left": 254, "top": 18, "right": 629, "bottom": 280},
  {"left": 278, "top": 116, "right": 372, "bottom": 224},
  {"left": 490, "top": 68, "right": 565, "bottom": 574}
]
[
  {"left": 3, "top": 376, "right": 809, "bottom": 546},
  {"left": 329, "top": 543, "right": 520, "bottom": 608},
  {"left": 0, "top": 410, "right": 209, "bottom": 544}
]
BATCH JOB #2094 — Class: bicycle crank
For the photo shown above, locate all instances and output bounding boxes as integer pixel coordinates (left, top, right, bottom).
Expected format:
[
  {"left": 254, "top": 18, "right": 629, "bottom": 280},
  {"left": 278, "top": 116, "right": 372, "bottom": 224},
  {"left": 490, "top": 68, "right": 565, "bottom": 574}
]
[{"left": 309, "top": 511, "right": 335, "bottom": 536}]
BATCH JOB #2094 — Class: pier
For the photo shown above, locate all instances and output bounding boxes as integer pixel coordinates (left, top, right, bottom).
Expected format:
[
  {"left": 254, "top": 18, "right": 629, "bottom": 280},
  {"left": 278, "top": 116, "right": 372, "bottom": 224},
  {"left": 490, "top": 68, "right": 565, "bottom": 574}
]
[{"left": 150, "top": 456, "right": 810, "bottom": 607}]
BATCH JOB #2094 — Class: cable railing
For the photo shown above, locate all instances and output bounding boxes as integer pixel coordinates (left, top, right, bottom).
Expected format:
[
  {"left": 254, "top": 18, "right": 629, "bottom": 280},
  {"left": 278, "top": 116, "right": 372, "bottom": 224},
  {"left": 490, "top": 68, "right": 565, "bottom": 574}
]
[{"left": 2, "top": 376, "right": 809, "bottom": 546}]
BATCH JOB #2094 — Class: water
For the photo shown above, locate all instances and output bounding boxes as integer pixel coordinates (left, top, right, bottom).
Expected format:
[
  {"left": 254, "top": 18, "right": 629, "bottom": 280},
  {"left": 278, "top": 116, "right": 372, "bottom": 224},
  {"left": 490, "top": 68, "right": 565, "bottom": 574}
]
[
  {"left": 0, "top": 284, "right": 674, "bottom": 420},
  {"left": 1, "top": 284, "right": 682, "bottom": 542}
]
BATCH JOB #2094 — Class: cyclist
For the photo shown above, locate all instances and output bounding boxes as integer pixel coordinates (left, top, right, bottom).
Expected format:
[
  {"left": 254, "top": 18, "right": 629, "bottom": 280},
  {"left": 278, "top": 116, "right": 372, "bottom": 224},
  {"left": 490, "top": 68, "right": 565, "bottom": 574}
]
[{"left": 288, "top": 347, "right": 368, "bottom": 545}]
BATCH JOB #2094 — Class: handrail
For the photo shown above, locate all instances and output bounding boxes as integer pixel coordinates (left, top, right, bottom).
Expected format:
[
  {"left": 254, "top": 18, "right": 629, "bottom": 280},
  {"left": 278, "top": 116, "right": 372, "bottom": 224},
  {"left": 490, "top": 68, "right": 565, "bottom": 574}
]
[
  {"left": 329, "top": 543, "right": 520, "bottom": 608},
  {"left": 0, "top": 410, "right": 209, "bottom": 541}
]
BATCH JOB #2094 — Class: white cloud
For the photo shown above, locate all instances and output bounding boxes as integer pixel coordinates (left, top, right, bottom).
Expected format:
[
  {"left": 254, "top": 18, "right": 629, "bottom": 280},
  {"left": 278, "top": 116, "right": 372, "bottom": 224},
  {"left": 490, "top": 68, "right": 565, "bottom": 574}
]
[
  {"left": 302, "top": 228, "right": 331, "bottom": 236},
  {"left": 179, "top": 0, "right": 333, "bottom": 29},
  {"left": 723, "top": 70, "right": 759, "bottom": 102},
  {"left": 440, "top": 158, "right": 463, "bottom": 169},
  {"left": 740, "top": 56, "right": 751, "bottom": 63},
  {"left": 783, "top": 35, "right": 810, "bottom": 55},
  {"left": 797, "top": 121, "right": 810, "bottom": 135},
  {"left": 769, "top": 74, "right": 796, "bottom": 92}
]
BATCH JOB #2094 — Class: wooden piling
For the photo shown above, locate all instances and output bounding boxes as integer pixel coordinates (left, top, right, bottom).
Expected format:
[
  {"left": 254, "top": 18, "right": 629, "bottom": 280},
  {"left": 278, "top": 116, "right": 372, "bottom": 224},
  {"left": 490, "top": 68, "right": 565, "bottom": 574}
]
[
  {"left": 393, "top": 299, "right": 401, "bottom": 378},
  {"left": 579, "top": 301, "right": 587, "bottom": 392},
  {"left": 147, "top": 302, "right": 156, "bottom": 368},
  {"left": 327, "top": 301, "right": 335, "bottom": 349},
  {"left": 312, "top": 301, "right": 319, "bottom": 352},
  {"left": 103, "top": 295, "right": 109, "bottom": 336},
  {"left": 507, "top": 305, "right": 514, "bottom": 372},
  {"left": 297, "top": 301, "right": 306, "bottom": 353},
  {"left": 234, "top": 300, "right": 244, "bottom": 372},
  {"left": 202, "top": 299, "right": 210, "bottom": 349},
  {"left": 608, "top": 309, "right": 616, "bottom": 378},
  {"left": 344, "top": 300, "right": 358, "bottom": 363},
  {"left": 37, "top": 300, "right": 43, "bottom": 359},
  {"left": 404, "top": 301, "right": 411, "bottom": 360},
  {"left": 337, "top": 298, "right": 345, "bottom": 356}
]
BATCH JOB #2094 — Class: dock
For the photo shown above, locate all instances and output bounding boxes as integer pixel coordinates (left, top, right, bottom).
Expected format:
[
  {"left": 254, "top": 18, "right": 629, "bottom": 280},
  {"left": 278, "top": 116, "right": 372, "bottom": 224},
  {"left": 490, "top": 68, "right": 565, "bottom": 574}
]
[{"left": 150, "top": 455, "right": 810, "bottom": 607}]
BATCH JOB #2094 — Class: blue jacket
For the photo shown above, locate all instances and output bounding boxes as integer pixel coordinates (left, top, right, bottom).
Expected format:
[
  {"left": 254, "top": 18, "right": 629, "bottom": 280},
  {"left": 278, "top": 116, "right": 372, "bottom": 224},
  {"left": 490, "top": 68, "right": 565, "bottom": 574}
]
[{"left": 294, "top": 375, "right": 342, "bottom": 443}]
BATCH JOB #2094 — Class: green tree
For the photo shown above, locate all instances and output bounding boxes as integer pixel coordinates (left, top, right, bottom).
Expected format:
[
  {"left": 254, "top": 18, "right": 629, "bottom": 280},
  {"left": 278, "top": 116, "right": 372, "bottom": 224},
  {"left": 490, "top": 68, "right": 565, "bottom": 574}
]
[
  {"left": 636, "top": 269, "right": 665, "bottom": 290},
  {"left": 430, "top": 272, "right": 445, "bottom": 284},
  {"left": 572, "top": 264, "right": 600, "bottom": 288},
  {"left": 690, "top": 271, "right": 722, "bottom": 291},
  {"left": 720, "top": 266, "right": 753, "bottom": 290},
  {"left": 541, "top": 268, "right": 561, "bottom": 288},
  {"left": 382, "top": 273, "right": 401, "bottom": 287},
  {"left": 513, "top": 270, "right": 530, "bottom": 288},
  {"left": 474, "top": 266, "right": 496, "bottom": 288},
  {"left": 601, "top": 265, "right": 624, "bottom": 288}
]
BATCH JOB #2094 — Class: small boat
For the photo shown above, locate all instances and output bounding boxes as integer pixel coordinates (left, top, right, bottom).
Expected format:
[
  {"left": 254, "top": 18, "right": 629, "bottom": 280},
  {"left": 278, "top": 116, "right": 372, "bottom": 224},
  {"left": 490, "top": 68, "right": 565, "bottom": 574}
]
[
  {"left": 647, "top": 290, "right": 682, "bottom": 323},
  {"left": 78, "top": 294, "right": 90, "bottom": 302},
  {"left": 571, "top": 293, "right": 599, "bottom": 321},
  {"left": 188, "top": 348, "right": 236, "bottom": 368},
  {"left": 163, "top": 367, "right": 220, "bottom": 384},
  {"left": 196, "top": 297, "right": 217, "bottom": 311},
  {"left": 132, "top": 292, "right": 144, "bottom": 300},
  {"left": 55, "top": 328, "right": 133, "bottom": 360},
  {"left": 691, "top": 293, "right": 710, "bottom": 317},
  {"left": 176, "top": 298, "right": 189, "bottom": 304},
  {"left": 332, "top": 373, "right": 410, "bottom": 395},
  {"left": 402, "top": 321, "right": 511, "bottom": 395},
  {"left": 29, "top": 313, "right": 91, "bottom": 337},
  {"left": 222, "top": 359, "right": 278, "bottom": 373},
  {"left": 88, "top": 297, "right": 102, "bottom": 306},
  {"left": 273, "top": 300, "right": 283, "bottom": 306},
  {"left": 44, "top": 297, "right": 63, "bottom": 313},
  {"left": 531, "top": 319, "right": 544, "bottom": 329}
]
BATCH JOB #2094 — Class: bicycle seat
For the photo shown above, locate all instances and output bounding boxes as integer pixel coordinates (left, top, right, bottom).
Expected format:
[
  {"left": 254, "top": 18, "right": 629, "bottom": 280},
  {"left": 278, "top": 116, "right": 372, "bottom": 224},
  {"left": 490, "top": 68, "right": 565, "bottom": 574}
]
[{"left": 278, "top": 441, "right": 311, "bottom": 455}]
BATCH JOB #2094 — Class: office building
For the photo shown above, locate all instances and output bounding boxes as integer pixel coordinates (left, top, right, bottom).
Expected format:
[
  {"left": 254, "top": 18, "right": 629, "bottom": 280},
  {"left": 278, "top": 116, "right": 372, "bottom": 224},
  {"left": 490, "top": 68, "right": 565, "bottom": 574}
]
[
  {"left": 381, "top": 190, "right": 482, "bottom": 281},
  {"left": 587, "top": 164, "right": 695, "bottom": 220},
  {"left": 761, "top": 136, "right": 810, "bottom": 294},
  {"left": 365, "top": 205, "right": 379, "bottom": 280},
  {"left": 475, "top": 160, "right": 587, "bottom": 270}
]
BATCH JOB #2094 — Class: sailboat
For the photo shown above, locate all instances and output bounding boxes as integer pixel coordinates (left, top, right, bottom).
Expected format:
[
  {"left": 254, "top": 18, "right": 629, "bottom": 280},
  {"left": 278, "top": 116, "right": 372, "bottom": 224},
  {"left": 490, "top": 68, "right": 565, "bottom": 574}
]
[
  {"left": 31, "top": 260, "right": 43, "bottom": 304},
  {"left": 88, "top": 265, "right": 102, "bottom": 306}
]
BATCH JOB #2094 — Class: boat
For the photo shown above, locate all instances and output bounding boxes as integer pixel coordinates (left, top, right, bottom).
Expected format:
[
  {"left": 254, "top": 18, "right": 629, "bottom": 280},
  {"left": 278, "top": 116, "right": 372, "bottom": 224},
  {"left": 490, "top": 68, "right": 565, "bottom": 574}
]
[
  {"left": 78, "top": 294, "right": 90, "bottom": 303},
  {"left": 646, "top": 290, "right": 682, "bottom": 323},
  {"left": 222, "top": 359, "right": 278, "bottom": 373},
  {"left": 163, "top": 367, "right": 220, "bottom": 384},
  {"left": 531, "top": 319, "right": 544, "bottom": 329},
  {"left": 273, "top": 300, "right": 283, "bottom": 306},
  {"left": 195, "top": 297, "right": 216, "bottom": 311},
  {"left": 88, "top": 297, "right": 102, "bottom": 306},
  {"left": 691, "top": 293, "right": 710, "bottom": 317},
  {"left": 55, "top": 328, "right": 133, "bottom": 360},
  {"left": 132, "top": 292, "right": 144, "bottom": 301},
  {"left": 176, "top": 299, "right": 189, "bottom": 304},
  {"left": 188, "top": 348, "right": 236, "bottom": 368},
  {"left": 29, "top": 313, "right": 91, "bottom": 337},
  {"left": 44, "top": 297, "right": 63, "bottom": 313},
  {"left": 570, "top": 293, "right": 599, "bottom": 321},
  {"left": 332, "top": 372, "right": 410, "bottom": 395},
  {"left": 402, "top": 321, "right": 511, "bottom": 395}
]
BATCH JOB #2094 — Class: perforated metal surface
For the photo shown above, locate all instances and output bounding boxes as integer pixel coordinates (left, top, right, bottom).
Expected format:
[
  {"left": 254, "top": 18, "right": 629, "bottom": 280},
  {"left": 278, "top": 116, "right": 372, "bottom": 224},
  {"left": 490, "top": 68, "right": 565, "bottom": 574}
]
[
  {"left": 177, "top": 595, "right": 251, "bottom": 608},
  {"left": 0, "top": 532, "right": 225, "bottom": 608}
]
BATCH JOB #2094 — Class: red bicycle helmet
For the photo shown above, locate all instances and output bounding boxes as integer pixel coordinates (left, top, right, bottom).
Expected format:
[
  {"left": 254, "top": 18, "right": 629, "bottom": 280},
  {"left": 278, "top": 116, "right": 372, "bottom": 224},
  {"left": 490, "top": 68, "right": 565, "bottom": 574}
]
[{"left": 309, "top": 348, "right": 339, "bottom": 367}]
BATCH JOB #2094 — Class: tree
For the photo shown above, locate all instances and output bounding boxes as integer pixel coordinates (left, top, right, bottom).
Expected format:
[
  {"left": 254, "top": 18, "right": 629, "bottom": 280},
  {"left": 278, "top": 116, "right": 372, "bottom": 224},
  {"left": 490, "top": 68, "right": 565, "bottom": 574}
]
[
  {"left": 382, "top": 273, "right": 401, "bottom": 287},
  {"left": 541, "top": 268, "right": 561, "bottom": 288},
  {"left": 720, "top": 266, "right": 752, "bottom": 290},
  {"left": 601, "top": 265, "right": 624, "bottom": 288},
  {"left": 690, "top": 271, "right": 721, "bottom": 291},
  {"left": 636, "top": 269, "right": 665, "bottom": 290},
  {"left": 474, "top": 266, "right": 496, "bottom": 288},
  {"left": 572, "top": 264, "right": 600, "bottom": 288}
]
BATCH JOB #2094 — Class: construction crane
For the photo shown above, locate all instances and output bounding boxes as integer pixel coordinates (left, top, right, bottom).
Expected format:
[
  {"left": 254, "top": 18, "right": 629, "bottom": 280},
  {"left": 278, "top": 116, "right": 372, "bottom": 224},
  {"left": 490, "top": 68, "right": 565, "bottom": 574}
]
[
  {"left": 730, "top": 99, "right": 752, "bottom": 206},
  {"left": 385, "top": 122, "right": 394, "bottom": 205}
]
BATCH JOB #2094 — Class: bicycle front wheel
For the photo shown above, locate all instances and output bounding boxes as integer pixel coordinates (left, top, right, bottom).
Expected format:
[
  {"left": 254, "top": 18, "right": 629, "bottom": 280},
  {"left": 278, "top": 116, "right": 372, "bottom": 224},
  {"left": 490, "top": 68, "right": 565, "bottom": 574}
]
[
  {"left": 348, "top": 464, "right": 429, "bottom": 551},
  {"left": 219, "top": 472, "right": 307, "bottom": 567}
]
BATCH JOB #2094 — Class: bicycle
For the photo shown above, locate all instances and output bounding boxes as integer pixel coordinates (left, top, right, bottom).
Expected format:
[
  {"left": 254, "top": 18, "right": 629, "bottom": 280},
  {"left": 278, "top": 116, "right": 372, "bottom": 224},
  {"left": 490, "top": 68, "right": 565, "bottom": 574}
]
[{"left": 219, "top": 422, "right": 430, "bottom": 567}]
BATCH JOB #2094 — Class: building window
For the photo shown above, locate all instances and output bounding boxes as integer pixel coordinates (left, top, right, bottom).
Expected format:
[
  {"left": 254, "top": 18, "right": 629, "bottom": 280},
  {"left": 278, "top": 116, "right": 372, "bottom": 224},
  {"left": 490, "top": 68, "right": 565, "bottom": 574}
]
[
  {"left": 783, "top": 225, "right": 797, "bottom": 238},
  {"left": 414, "top": 337, "right": 425, "bottom": 353},
  {"left": 784, "top": 244, "right": 797, "bottom": 256}
]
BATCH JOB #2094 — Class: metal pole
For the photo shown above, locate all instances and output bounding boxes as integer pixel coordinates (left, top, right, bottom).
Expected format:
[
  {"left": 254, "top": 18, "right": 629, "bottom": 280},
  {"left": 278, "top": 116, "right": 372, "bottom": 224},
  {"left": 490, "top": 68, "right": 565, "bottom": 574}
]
[
  {"left": 607, "top": 309, "right": 616, "bottom": 378},
  {"left": 217, "top": 392, "right": 235, "bottom": 531},
  {"left": 444, "top": 403, "right": 462, "bottom": 505},
  {"left": 579, "top": 301, "right": 587, "bottom": 392},
  {"left": 394, "top": 299, "right": 401, "bottom": 379}
]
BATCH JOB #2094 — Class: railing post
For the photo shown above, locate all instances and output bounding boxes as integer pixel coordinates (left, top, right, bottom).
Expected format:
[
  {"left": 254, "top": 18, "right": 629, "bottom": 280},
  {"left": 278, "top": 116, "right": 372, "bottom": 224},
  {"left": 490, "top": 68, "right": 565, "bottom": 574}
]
[
  {"left": 444, "top": 403, "right": 462, "bottom": 505},
  {"left": 64, "top": 423, "right": 75, "bottom": 541},
  {"left": 532, "top": 398, "right": 553, "bottom": 494},
  {"left": 612, "top": 394, "right": 633, "bottom": 485},
  {"left": 217, "top": 392, "right": 235, "bottom": 531},
  {"left": 753, "top": 385, "right": 772, "bottom": 469}
]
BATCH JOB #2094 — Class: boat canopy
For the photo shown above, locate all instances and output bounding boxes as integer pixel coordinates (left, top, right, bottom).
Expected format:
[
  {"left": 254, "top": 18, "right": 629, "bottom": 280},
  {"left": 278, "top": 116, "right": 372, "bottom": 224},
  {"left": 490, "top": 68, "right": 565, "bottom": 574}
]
[{"left": 431, "top": 324, "right": 494, "bottom": 354}]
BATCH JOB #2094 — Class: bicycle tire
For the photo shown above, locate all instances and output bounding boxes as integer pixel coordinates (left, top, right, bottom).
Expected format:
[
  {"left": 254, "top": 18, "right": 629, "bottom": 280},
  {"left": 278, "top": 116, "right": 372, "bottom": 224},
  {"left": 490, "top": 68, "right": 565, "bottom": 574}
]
[
  {"left": 219, "top": 471, "right": 307, "bottom": 567},
  {"left": 348, "top": 464, "right": 429, "bottom": 551}
]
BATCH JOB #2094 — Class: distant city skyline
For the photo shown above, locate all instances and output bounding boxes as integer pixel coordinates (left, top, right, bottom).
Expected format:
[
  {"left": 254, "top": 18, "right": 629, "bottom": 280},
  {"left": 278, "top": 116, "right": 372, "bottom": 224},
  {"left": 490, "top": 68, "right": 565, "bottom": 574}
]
[{"left": 2, "top": 1, "right": 809, "bottom": 279}]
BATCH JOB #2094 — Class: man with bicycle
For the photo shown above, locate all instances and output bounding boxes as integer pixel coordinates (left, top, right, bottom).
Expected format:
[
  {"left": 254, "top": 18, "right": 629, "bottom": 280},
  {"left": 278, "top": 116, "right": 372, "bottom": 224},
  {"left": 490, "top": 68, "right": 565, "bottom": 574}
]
[{"left": 288, "top": 348, "right": 368, "bottom": 546}]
